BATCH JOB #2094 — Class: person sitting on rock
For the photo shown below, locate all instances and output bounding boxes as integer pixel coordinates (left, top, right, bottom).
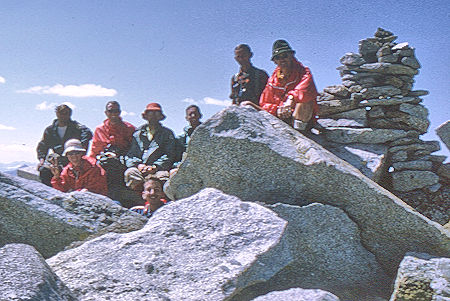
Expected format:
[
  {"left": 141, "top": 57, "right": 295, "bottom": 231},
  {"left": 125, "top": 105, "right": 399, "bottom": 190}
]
[
  {"left": 230, "top": 44, "right": 269, "bottom": 106},
  {"left": 129, "top": 176, "right": 170, "bottom": 218},
  {"left": 173, "top": 105, "right": 203, "bottom": 167},
  {"left": 37, "top": 104, "right": 93, "bottom": 186},
  {"left": 89, "top": 101, "right": 136, "bottom": 200},
  {"left": 50, "top": 139, "right": 108, "bottom": 196},
  {"left": 243, "top": 40, "right": 319, "bottom": 134},
  {"left": 124, "top": 103, "right": 177, "bottom": 190}
]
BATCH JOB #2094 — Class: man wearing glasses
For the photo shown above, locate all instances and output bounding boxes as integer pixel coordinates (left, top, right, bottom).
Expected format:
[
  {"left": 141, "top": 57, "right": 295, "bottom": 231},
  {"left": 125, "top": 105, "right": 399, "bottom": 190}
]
[
  {"left": 37, "top": 104, "right": 93, "bottom": 186},
  {"left": 259, "top": 40, "right": 319, "bottom": 133},
  {"left": 89, "top": 101, "right": 136, "bottom": 158}
]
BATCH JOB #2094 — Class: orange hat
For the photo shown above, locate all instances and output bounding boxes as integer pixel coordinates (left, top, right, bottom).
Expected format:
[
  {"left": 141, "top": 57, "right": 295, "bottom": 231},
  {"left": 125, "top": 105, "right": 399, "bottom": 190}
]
[{"left": 143, "top": 102, "right": 166, "bottom": 120}]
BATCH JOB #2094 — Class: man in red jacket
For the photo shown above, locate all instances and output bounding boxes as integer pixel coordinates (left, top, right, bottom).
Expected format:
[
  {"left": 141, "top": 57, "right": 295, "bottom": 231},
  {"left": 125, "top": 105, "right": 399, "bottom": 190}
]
[
  {"left": 259, "top": 40, "right": 319, "bottom": 133},
  {"left": 89, "top": 101, "right": 136, "bottom": 158},
  {"left": 50, "top": 139, "right": 108, "bottom": 196}
]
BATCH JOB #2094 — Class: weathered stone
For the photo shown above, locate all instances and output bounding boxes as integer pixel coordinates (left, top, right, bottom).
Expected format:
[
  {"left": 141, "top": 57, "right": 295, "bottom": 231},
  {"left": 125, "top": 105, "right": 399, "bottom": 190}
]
[
  {"left": 325, "top": 108, "right": 368, "bottom": 122},
  {"left": 376, "top": 45, "right": 392, "bottom": 57},
  {"left": 401, "top": 56, "right": 421, "bottom": 69},
  {"left": 317, "top": 108, "right": 368, "bottom": 128},
  {"left": 0, "top": 244, "right": 76, "bottom": 301},
  {"left": 389, "top": 137, "right": 421, "bottom": 147},
  {"left": 396, "top": 48, "right": 415, "bottom": 57},
  {"left": 369, "top": 104, "right": 430, "bottom": 133},
  {"left": 389, "top": 141, "right": 440, "bottom": 155},
  {"left": 375, "top": 28, "right": 395, "bottom": 38},
  {"left": 0, "top": 172, "right": 147, "bottom": 258},
  {"left": 367, "top": 106, "right": 385, "bottom": 118},
  {"left": 436, "top": 121, "right": 450, "bottom": 151},
  {"left": 350, "top": 92, "right": 363, "bottom": 101},
  {"left": 16, "top": 165, "right": 40, "bottom": 181},
  {"left": 360, "top": 86, "right": 402, "bottom": 99},
  {"left": 359, "top": 39, "right": 380, "bottom": 63},
  {"left": 317, "top": 99, "right": 360, "bottom": 116},
  {"left": 392, "top": 170, "right": 440, "bottom": 192},
  {"left": 392, "top": 42, "right": 411, "bottom": 51},
  {"left": 251, "top": 288, "right": 340, "bottom": 301},
  {"left": 358, "top": 63, "right": 418, "bottom": 76},
  {"left": 323, "top": 85, "right": 350, "bottom": 98},
  {"left": 390, "top": 253, "right": 450, "bottom": 301},
  {"left": 340, "top": 52, "right": 365, "bottom": 66},
  {"left": 348, "top": 84, "right": 363, "bottom": 93},
  {"left": 359, "top": 96, "right": 421, "bottom": 107},
  {"left": 355, "top": 76, "right": 378, "bottom": 86},
  {"left": 437, "top": 163, "right": 450, "bottom": 182},
  {"left": 379, "top": 54, "right": 399, "bottom": 63},
  {"left": 392, "top": 160, "right": 433, "bottom": 171},
  {"left": 324, "top": 128, "right": 414, "bottom": 144},
  {"left": 391, "top": 150, "right": 409, "bottom": 162},
  {"left": 381, "top": 75, "right": 404, "bottom": 88},
  {"left": 342, "top": 80, "right": 357, "bottom": 88},
  {"left": 319, "top": 92, "right": 337, "bottom": 101},
  {"left": 422, "top": 154, "right": 447, "bottom": 164},
  {"left": 165, "top": 106, "right": 450, "bottom": 274},
  {"left": 407, "top": 90, "right": 428, "bottom": 97}
]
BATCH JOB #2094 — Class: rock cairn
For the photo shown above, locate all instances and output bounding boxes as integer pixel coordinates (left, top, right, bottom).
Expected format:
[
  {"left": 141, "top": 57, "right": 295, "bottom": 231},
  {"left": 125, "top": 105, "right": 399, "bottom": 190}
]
[{"left": 317, "top": 28, "right": 449, "bottom": 224}]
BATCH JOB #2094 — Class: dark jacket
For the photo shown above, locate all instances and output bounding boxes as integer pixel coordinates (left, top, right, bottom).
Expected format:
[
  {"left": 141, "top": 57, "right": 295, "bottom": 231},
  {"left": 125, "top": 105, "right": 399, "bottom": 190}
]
[
  {"left": 125, "top": 123, "right": 177, "bottom": 171},
  {"left": 37, "top": 119, "right": 93, "bottom": 160},
  {"left": 230, "top": 65, "right": 269, "bottom": 105}
]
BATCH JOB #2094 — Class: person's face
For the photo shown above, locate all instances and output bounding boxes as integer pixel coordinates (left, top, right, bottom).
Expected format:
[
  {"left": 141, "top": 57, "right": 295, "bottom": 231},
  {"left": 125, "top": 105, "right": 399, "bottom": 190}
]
[
  {"left": 66, "top": 151, "right": 84, "bottom": 167},
  {"left": 56, "top": 108, "right": 71, "bottom": 123},
  {"left": 141, "top": 179, "right": 165, "bottom": 205},
  {"left": 273, "top": 51, "right": 294, "bottom": 71},
  {"left": 185, "top": 107, "right": 201, "bottom": 126},
  {"left": 234, "top": 49, "right": 251, "bottom": 67},
  {"left": 105, "top": 103, "right": 121, "bottom": 123},
  {"left": 142, "top": 110, "right": 162, "bottom": 124}
]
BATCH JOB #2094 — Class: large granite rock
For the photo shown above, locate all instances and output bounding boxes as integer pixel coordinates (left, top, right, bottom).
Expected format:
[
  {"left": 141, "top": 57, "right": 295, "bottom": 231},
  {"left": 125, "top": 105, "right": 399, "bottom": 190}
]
[
  {"left": 166, "top": 106, "right": 450, "bottom": 274},
  {"left": 0, "top": 243, "right": 76, "bottom": 301},
  {"left": 436, "top": 121, "right": 450, "bottom": 151},
  {"left": 0, "top": 172, "right": 147, "bottom": 258},
  {"left": 48, "top": 189, "right": 391, "bottom": 301},
  {"left": 390, "top": 253, "right": 450, "bottom": 301},
  {"left": 251, "top": 288, "right": 339, "bottom": 301}
]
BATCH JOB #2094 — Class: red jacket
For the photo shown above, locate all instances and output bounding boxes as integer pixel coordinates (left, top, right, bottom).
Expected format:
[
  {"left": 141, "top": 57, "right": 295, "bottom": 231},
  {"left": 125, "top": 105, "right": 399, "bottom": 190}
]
[
  {"left": 260, "top": 59, "right": 319, "bottom": 117},
  {"left": 51, "top": 156, "right": 108, "bottom": 196},
  {"left": 89, "top": 119, "right": 136, "bottom": 157}
]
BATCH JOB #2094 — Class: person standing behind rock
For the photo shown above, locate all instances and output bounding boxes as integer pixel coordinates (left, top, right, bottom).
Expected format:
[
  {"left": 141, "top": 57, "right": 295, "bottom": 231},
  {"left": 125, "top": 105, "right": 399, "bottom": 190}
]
[
  {"left": 50, "top": 139, "right": 108, "bottom": 196},
  {"left": 173, "top": 105, "right": 203, "bottom": 166},
  {"left": 230, "top": 44, "right": 269, "bottom": 106},
  {"left": 124, "top": 103, "right": 177, "bottom": 190},
  {"left": 37, "top": 104, "right": 93, "bottom": 186},
  {"left": 258, "top": 40, "right": 319, "bottom": 133},
  {"left": 129, "top": 176, "right": 170, "bottom": 218}
]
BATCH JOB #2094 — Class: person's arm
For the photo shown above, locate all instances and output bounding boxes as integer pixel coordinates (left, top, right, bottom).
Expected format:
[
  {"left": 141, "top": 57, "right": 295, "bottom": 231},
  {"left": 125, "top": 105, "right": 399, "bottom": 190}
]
[
  {"left": 89, "top": 127, "right": 108, "bottom": 158},
  {"left": 125, "top": 135, "right": 144, "bottom": 168},
  {"left": 152, "top": 130, "right": 177, "bottom": 171},
  {"left": 50, "top": 167, "right": 71, "bottom": 192},
  {"left": 259, "top": 85, "right": 279, "bottom": 115},
  {"left": 77, "top": 122, "right": 93, "bottom": 150},
  {"left": 286, "top": 67, "right": 318, "bottom": 105}
]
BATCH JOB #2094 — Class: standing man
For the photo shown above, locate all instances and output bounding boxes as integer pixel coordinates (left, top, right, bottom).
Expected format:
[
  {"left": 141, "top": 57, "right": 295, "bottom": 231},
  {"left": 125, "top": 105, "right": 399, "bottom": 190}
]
[
  {"left": 89, "top": 101, "right": 135, "bottom": 158},
  {"left": 37, "top": 104, "right": 92, "bottom": 186},
  {"left": 259, "top": 40, "right": 319, "bottom": 132},
  {"left": 230, "top": 44, "right": 269, "bottom": 106},
  {"left": 124, "top": 103, "right": 177, "bottom": 189},
  {"left": 89, "top": 101, "right": 136, "bottom": 200}
]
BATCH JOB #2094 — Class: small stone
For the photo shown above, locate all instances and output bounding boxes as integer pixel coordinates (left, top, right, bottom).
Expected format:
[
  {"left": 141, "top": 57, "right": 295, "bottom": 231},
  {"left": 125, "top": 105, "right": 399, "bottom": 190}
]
[
  {"left": 407, "top": 90, "right": 429, "bottom": 97},
  {"left": 340, "top": 52, "right": 366, "bottom": 66},
  {"left": 393, "top": 160, "right": 433, "bottom": 171},
  {"left": 392, "top": 170, "right": 439, "bottom": 192},
  {"left": 436, "top": 121, "right": 450, "bottom": 151},
  {"left": 379, "top": 53, "right": 399, "bottom": 63},
  {"left": 392, "top": 42, "right": 411, "bottom": 51},
  {"left": 377, "top": 45, "right": 392, "bottom": 57},
  {"left": 401, "top": 56, "right": 421, "bottom": 69},
  {"left": 323, "top": 85, "right": 350, "bottom": 98}
]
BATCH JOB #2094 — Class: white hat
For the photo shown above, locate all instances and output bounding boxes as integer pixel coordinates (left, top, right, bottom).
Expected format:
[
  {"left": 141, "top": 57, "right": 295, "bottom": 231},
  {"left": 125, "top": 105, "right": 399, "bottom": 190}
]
[{"left": 62, "top": 139, "right": 86, "bottom": 156}]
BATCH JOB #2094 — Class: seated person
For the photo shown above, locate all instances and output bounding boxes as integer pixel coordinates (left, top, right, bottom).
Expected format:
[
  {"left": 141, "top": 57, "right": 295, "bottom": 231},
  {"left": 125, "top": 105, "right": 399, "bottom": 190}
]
[
  {"left": 129, "top": 176, "right": 170, "bottom": 218},
  {"left": 37, "top": 104, "right": 92, "bottom": 186},
  {"left": 173, "top": 105, "right": 203, "bottom": 166},
  {"left": 124, "top": 102, "right": 177, "bottom": 190},
  {"left": 50, "top": 139, "right": 108, "bottom": 196},
  {"left": 244, "top": 40, "right": 319, "bottom": 134},
  {"left": 89, "top": 101, "right": 136, "bottom": 200}
]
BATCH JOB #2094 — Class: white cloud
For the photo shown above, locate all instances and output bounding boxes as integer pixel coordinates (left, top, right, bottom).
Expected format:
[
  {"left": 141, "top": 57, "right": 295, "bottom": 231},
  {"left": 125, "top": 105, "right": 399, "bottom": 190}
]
[
  {"left": 18, "top": 84, "right": 117, "bottom": 97},
  {"left": 0, "top": 76, "right": 5, "bottom": 84},
  {"left": 35, "top": 101, "right": 76, "bottom": 111},
  {"left": 203, "top": 97, "right": 231, "bottom": 107},
  {"left": 182, "top": 97, "right": 198, "bottom": 104},
  {"left": 0, "top": 124, "right": 15, "bottom": 130},
  {"left": 121, "top": 111, "right": 136, "bottom": 117}
]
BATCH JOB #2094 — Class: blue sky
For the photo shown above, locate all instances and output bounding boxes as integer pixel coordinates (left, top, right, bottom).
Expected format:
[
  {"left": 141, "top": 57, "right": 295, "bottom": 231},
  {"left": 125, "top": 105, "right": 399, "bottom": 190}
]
[{"left": 0, "top": 0, "right": 448, "bottom": 163}]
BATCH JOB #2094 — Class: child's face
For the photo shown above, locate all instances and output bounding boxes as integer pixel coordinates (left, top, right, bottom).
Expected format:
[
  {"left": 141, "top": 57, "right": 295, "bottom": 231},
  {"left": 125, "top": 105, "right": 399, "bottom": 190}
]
[{"left": 141, "top": 179, "right": 165, "bottom": 205}]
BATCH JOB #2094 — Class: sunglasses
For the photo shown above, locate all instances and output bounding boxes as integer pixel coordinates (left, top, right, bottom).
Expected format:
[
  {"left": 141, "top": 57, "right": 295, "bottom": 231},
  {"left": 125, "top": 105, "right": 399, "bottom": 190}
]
[
  {"left": 106, "top": 109, "right": 121, "bottom": 114},
  {"left": 273, "top": 53, "right": 289, "bottom": 61}
]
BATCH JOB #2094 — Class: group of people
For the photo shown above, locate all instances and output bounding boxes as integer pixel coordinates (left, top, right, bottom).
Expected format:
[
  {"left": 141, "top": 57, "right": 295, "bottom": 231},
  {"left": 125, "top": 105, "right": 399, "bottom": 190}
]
[{"left": 36, "top": 39, "right": 319, "bottom": 217}]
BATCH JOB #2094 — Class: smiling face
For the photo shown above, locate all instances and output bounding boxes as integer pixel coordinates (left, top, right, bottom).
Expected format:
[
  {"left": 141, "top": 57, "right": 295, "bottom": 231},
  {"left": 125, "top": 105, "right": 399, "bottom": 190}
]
[
  {"left": 185, "top": 106, "right": 201, "bottom": 127},
  {"left": 141, "top": 179, "right": 165, "bottom": 207},
  {"left": 234, "top": 48, "right": 251, "bottom": 67},
  {"left": 56, "top": 107, "right": 71, "bottom": 125},
  {"left": 66, "top": 151, "right": 84, "bottom": 167},
  {"left": 105, "top": 102, "right": 121, "bottom": 124},
  {"left": 273, "top": 51, "right": 295, "bottom": 72}
]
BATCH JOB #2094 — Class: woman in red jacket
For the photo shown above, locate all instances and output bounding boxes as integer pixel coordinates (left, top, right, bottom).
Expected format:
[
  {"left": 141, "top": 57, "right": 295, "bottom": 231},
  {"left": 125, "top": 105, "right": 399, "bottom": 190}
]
[{"left": 50, "top": 139, "right": 108, "bottom": 196}]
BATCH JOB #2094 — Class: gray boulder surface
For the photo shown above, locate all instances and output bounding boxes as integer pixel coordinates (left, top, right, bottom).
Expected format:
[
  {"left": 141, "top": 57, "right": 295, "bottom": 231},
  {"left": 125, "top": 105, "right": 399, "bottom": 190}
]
[
  {"left": 0, "top": 172, "right": 147, "bottom": 258},
  {"left": 436, "top": 121, "right": 450, "bottom": 151},
  {"left": 0, "top": 243, "right": 76, "bottom": 301},
  {"left": 251, "top": 288, "right": 340, "bottom": 301},
  {"left": 389, "top": 253, "right": 450, "bottom": 301},
  {"left": 48, "top": 188, "right": 287, "bottom": 301},
  {"left": 48, "top": 188, "right": 391, "bottom": 301},
  {"left": 165, "top": 106, "right": 450, "bottom": 274}
]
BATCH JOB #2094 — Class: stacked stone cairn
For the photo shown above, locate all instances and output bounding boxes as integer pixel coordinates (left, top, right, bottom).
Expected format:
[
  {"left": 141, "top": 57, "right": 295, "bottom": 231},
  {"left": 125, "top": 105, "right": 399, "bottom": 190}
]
[{"left": 317, "top": 28, "right": 449, "bottom": 224}]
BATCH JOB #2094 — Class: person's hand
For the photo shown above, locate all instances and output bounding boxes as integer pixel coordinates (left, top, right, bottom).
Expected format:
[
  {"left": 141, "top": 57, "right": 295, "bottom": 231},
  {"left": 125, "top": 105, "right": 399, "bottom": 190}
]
[
  {"left": 37, "top": 158, "right": 45, "bottom": 171},
  {"left": 50, "top": 164, "right": 60, "bottom": 178},
  {"left": 138, "top": 164, "right": 157, "bottom": 176},
  {"left": 277, "top": 105, "right": 293, "bottom": 120}
]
